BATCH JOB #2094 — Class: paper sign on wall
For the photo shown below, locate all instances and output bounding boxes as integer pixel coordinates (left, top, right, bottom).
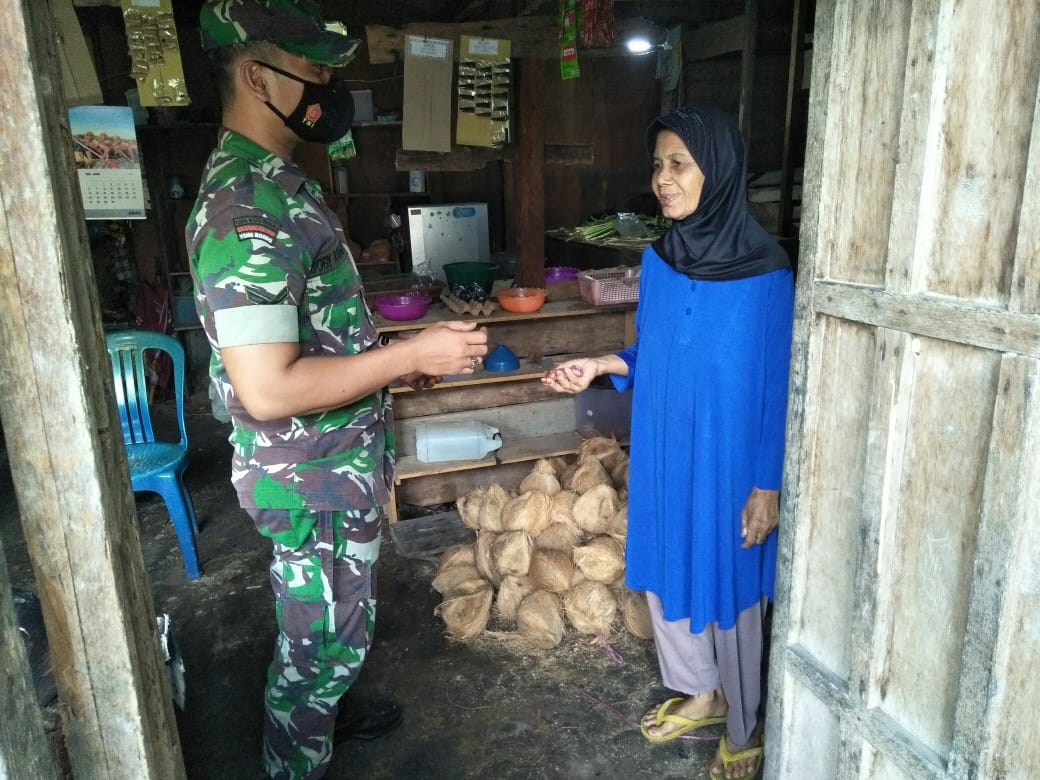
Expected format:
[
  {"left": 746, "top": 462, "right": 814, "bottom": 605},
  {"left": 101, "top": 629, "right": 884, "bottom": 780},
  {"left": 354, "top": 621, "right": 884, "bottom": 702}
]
[{"left": 402, "top": 35, "right": 453, "bottom": 153}]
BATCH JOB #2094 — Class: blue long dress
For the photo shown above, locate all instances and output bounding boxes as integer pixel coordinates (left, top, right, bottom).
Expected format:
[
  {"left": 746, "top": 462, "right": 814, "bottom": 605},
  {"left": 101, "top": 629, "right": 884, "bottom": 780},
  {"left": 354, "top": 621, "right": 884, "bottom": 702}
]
[{"left": 612, "top": 247, "right": 794, "bottom": 633}]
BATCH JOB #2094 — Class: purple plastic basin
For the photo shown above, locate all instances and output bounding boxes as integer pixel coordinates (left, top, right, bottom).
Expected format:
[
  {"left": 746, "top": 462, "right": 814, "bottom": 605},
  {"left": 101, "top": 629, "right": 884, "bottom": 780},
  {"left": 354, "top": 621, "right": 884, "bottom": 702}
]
[
  {"left": 374, "top": 294, "right": 430, "bottom": 321},
  {"left": 544, "top": 266, "right": 579, "bottom": 283}
]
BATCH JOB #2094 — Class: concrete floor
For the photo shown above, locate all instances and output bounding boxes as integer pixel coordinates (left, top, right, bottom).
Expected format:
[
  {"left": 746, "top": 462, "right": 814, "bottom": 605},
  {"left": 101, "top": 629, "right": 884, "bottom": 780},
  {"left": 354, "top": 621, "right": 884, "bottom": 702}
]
[{"left": 1, "top": 394, "right": 724, "bottom": 779}]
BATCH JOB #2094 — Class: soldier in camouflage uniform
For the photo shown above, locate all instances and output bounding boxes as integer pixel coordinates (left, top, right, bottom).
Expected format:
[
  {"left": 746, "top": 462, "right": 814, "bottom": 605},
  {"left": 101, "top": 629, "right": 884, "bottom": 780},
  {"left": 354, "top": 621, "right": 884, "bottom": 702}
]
[{"left": 189, "top": 3, "right": 488, "bottom": 778}]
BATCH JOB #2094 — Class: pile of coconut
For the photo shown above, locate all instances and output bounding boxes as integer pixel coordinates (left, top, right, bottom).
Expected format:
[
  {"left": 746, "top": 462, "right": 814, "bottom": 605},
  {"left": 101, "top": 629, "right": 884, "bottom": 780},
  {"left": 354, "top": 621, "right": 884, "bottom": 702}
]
[{"left": 432, "top": 436, "right": 652, "bottom": 649}]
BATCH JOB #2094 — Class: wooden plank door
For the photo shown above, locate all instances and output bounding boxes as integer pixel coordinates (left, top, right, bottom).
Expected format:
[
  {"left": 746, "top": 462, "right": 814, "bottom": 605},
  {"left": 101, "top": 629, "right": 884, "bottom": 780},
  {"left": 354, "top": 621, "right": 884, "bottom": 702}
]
[{"left": 766, "top": 1, "right": 1040, "bottom": 778}]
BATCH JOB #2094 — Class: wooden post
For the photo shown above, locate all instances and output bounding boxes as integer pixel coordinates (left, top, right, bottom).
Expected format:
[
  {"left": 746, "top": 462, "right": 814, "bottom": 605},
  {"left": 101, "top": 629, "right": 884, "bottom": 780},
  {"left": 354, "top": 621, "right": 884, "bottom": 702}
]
[
  {"left": 0, "top": 540, "right": 59, "bottom": 778},
  {"left": 515, "top": 58, "right": 546, "bottom": 288},
  {"left": 0, "top": 2, "right": 185, "bottom": 778}
]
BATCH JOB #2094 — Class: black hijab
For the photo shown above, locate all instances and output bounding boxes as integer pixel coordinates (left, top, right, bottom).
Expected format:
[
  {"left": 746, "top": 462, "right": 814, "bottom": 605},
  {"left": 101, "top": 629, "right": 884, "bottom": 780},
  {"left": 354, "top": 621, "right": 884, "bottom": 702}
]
[{"left": 647, "top": 105, "right": 790, "bottom": 281}]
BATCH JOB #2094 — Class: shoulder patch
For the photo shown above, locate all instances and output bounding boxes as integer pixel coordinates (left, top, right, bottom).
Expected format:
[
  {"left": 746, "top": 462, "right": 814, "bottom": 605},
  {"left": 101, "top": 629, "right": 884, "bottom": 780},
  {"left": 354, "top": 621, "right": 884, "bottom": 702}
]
[{"left": 233, "top": 216, "right": 279, "bottom": 245}]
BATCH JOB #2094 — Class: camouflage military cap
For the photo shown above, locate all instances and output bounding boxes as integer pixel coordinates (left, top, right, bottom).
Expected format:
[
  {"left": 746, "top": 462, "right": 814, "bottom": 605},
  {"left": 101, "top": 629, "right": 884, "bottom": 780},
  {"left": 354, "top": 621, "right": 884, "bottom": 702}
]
[{"left": 199, "top": 0, "right": 360, "bottom": 67}]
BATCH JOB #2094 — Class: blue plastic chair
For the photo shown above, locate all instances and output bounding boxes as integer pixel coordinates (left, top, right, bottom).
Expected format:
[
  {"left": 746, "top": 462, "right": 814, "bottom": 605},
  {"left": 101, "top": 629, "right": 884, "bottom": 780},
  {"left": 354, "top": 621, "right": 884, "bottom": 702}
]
[{"left": 105, "top": 330, "right": 201, "bottom": 579}]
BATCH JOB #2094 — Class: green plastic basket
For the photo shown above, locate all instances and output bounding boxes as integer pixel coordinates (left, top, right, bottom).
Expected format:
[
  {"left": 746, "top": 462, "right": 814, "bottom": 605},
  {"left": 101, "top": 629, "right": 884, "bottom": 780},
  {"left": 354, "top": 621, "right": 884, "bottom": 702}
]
[{"left": 443, "top": 262, "right": 497, "bottom": 295}]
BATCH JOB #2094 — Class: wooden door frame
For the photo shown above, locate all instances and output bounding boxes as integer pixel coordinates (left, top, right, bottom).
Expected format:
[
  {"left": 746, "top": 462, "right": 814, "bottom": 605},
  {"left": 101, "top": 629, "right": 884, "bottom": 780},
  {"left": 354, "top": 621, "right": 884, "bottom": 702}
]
[{"left": 0, "top": 1, "right": 184, "bottom": 776}]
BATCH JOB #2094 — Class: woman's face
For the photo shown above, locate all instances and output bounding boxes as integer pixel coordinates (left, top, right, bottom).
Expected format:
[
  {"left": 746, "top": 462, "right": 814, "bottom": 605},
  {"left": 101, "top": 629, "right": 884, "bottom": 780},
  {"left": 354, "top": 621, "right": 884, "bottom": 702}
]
[{"left": 651, "top": 129, "right": 705, "bottom": 221}]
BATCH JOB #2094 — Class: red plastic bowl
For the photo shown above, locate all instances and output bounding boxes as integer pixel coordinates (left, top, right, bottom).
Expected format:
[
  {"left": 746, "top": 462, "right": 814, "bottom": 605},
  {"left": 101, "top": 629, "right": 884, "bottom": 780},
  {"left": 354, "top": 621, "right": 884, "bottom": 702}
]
[{"left": 374, "top": 294, "right": 430, "bottom": 321}]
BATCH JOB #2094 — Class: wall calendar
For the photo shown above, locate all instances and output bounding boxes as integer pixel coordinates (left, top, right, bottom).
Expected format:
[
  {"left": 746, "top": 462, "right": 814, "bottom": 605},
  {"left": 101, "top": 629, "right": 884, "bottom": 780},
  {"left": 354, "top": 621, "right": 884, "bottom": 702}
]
[{"left": 69, "top": 105, "right": 146, "bottom": 220}]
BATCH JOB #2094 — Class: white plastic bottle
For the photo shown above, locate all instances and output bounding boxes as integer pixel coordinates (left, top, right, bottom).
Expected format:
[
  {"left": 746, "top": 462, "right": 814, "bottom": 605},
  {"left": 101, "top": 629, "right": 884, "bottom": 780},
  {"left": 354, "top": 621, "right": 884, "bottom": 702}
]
[{"left": 416, "top": 421, "right": 503, "bottom": 463}]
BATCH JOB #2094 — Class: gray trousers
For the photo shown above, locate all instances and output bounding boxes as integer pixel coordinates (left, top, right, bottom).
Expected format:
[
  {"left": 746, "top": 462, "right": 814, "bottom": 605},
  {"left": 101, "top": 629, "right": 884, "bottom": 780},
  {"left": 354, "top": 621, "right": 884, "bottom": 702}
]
[{"left": 647, "top": 593, "right": 767, "bottom": 747}]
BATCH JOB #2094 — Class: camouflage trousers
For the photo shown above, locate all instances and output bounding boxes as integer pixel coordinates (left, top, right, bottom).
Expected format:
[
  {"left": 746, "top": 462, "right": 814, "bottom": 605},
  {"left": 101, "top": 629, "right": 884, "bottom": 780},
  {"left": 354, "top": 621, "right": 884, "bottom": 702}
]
[{"left": 247, "top": 506, "right": 383, "bottom": 780}]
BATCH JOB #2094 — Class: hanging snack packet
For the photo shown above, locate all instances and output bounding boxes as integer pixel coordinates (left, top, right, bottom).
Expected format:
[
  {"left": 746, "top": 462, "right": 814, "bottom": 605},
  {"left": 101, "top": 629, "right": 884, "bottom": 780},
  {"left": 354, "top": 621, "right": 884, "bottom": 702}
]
[{"left": 560, "top": 0, "right": 580, "bottom": 80}]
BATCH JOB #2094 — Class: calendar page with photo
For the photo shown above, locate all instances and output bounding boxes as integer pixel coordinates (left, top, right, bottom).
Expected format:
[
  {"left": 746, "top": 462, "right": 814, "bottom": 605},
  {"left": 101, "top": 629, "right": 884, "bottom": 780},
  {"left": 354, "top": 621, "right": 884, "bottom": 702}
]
[{"left": 69, "top": 106, "right": 146, "bottom": 220}]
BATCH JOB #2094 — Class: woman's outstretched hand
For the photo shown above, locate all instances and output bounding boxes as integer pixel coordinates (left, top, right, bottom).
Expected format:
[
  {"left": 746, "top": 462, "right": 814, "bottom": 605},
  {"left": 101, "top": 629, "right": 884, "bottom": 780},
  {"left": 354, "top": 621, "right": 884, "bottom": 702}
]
[{"left": 542, "top": 358, "right": 599, "bottom": 394}]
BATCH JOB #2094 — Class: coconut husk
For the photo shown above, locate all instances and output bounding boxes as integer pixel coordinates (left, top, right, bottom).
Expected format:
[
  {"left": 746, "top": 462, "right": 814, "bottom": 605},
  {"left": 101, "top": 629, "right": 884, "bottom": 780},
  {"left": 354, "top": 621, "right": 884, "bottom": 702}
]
[
  {"left": 548, "top": 490, "right": 580, "bottom": 530},
  {"left": 573, "top": 535, "right": 625, "bottom": 584},
  {"left": 528, "top": 548, "right": 574, "bottom": 593},
  {"left": 495, "top": 574, "right": 534, "bottom": 622},
  {"left": 560, "top": 461, "right": 579, "bottom": 489},
  {"left": 570, "top": 568, "right": 586, "bottom": 589},
  {"left": 500, "top": 491, "right": 552, "bottom": 536},
  {"left": 474, "top": 530, "right": 502, "bottom": 587},
  {"left": 457, "top": 489, "right": 484, "bottom": 530},
  {"left": 436, "top": 580, "right": 493, "bottom": 640},
  {"left": 478, "top": 484, "right": 510, "bottom": 532},
  {"left": 563, "top": 580, "right": 617, "bottom": 635},
  {"left": 615, "top": 587, "right": 653, "bottom": 640},
  {"left": 517, "top": 590, "right": 566, "bottom": 649},
  {"left": 533, "top": 521, "right": 582, "bottom": 552},
  {"left": 610, "top": 457, "right": 629, "bottom": 493},
  {"left": 608, "top": 503, "right": 627, "bottom": 539},
  {"left": 518, "top": 458, "right": 563, "bottom": 496},
  {"left": 436, "top": 543, "right": 476, "bottom": 575},
  {"left": 492, "top": 530, "right": 533, "bottom": 577},
  {"left": 578, "top": 435, "right": 622, "bottom": 465},
  {"left": 572, "top": 483, "right": 619, "bottom": 535},
  {"left": 548, "top": 456, "right": 570, "bottom": 475},
  {"left": 600, "top": 447, "right": 628, "bottom": 475},
  {"left": 566, "top": 458, "right": 611, "bottom": 493},
  {"left": 431, "top": 564, "right": 484, "bottom": 595}
]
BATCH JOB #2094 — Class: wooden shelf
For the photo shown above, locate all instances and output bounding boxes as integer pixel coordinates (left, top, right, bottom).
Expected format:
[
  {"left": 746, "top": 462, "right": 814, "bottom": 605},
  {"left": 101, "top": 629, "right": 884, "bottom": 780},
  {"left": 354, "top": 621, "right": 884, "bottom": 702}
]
[
  {"left": 374, "top": 298, "right": 633, "bottom": 333},
  {"left": 388, "top": 349, "right": 607, "bottom": 394},
  {"left": 346, "top": 191, "right": 430, "bottom": 199},
  {"left": 394, "top": 430, "right": 623, "bottom": 482},
  {"left": 384, "top": 298, "right": 635, "bottom": 521}
]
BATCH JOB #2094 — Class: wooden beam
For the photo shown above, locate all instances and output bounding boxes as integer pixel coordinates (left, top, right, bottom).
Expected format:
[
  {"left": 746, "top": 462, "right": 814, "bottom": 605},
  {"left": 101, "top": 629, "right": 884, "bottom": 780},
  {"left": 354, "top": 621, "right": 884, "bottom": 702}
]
[
  {"left": 0, "top": 544, "right": 59, "bottom": 777},
  {"left": 515, "top": 58, "right": 546, "bottom": 288},
  {"left": 366, "top": 16, "right": 668, "bottom": 63},
  {"left": 814, "top": 281, "right": 1040, "bottom": 360},
  {"left": 396, "top": 142, "right": 594, "bottom": 171},
  {"left": 737, "top": 0, "right": 758, "bottom": 140},
  {"left": 0, "top": 2, "right": 185, "bottom": 778},
  {"left": 683, "top": 14, "right": 746, "bottom": 60}
]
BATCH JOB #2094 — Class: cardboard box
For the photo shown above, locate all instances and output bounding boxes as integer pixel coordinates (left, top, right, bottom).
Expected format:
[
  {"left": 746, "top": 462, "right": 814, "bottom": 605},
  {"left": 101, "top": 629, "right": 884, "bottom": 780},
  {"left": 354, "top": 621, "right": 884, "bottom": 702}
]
[
  {"left": 350, "top": 89, "right": 374, "bottom": 122},
  {"left": 456, "top": 36, "right": 511, "bottom": 148},
  {"left": 402, "top": 35, "right": 454, "bottom": 153}
]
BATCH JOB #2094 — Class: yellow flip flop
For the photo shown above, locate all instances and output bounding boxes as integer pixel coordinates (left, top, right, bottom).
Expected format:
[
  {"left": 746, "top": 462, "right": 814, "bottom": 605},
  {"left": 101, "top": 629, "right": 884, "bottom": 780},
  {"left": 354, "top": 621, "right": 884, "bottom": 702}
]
[
  {"left": 709, "top": 734, "right": 764, "bottom": 779},
  {"left": 639, "top": 697, "right": 728, "bottom": 743}
]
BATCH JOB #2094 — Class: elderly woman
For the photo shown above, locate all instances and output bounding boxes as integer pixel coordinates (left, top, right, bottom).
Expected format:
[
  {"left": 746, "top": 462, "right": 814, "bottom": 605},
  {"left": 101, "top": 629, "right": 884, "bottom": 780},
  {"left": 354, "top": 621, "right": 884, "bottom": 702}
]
[{"left": 543, "top": 105, "right": 794, "bottom": 780}]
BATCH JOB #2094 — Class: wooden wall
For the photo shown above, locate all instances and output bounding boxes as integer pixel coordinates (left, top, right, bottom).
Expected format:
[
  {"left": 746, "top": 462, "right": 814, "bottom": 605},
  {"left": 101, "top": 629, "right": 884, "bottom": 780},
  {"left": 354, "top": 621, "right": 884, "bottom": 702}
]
[{"left": 767, "top": 0, "right": 1040, "bottom": 777}]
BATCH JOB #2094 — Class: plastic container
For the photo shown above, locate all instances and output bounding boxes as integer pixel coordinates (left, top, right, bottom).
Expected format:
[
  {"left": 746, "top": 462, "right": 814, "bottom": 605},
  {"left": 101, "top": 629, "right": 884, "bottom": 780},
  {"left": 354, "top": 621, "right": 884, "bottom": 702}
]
[
  {"left": 497, "top": 287, "right": 546, "bottom": 313},
  {"left": 578, "top": 266, "right": 641, "bottom": 305},
  {"left": 485, "top": 344, "right": 520, "bottom": 372},
  {"left": 544, "top": 266, "right": 579, "bottom": 284},
  {"left": 172, "top": 294, "right": 199, "bottom": 327},
  {"left": 416, "top": 420, "right": 503, "bottom": 463},
  {"left": 443, "top": 262, "right": 498, "bottom": 296},
  {"left": 373, "top": 294, "right": 430, "bottom": 321},
  {"left": 575, "top": 377, "right": 633, "bottom": 438}
]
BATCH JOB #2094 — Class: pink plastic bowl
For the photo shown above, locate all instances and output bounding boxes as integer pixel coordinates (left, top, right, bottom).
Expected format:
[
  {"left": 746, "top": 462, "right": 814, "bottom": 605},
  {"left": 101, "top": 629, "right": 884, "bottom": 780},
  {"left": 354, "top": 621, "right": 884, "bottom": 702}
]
[
  {"left": 544, "top": 266, "right": 580, "bottom": 284},
  {"left": 374, "top": 294, "right": 430, "bottom": 321}
]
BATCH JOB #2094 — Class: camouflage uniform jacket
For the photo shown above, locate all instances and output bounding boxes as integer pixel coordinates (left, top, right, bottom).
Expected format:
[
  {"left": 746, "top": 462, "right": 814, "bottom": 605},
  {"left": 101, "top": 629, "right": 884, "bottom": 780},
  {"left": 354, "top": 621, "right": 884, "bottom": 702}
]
[{"left": 185, "top": 130, "right": 393, "bottom": 537}]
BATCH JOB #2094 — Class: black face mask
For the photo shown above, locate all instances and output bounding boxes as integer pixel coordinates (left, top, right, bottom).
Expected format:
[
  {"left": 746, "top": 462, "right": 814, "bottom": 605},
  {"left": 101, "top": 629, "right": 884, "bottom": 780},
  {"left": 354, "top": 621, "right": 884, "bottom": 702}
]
[{"left": 255, "top": 61, "right": 354, "bottom": 144}]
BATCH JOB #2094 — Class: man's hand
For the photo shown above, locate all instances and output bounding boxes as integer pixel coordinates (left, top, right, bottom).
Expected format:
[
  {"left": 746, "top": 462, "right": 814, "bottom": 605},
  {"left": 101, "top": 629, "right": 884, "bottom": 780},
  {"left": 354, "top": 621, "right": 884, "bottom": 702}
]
[{"left": 400, "top": 372, "right": 440, "bottom": 390}]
